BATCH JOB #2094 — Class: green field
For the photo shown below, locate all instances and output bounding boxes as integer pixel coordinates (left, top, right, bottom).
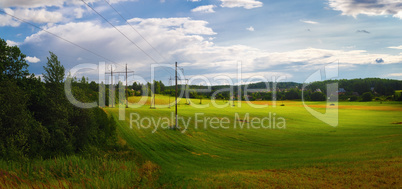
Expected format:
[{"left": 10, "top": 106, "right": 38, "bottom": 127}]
[
  {"left": 105, "top": 95, "right": 402, "bottom": 188},
  {"left": 1, "top": 95, "right": 400, "bottom": 188}
]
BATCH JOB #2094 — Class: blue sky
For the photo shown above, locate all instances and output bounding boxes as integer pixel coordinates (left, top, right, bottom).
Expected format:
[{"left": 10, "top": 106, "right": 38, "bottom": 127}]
[{"left": 1, "top": 0, "right": 402, "bottom": 85}]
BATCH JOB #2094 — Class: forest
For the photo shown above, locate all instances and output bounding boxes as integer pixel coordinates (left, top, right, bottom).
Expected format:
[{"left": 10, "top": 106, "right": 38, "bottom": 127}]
[{"left": 0, "top": 38, "right": 118, "bottom": 161}]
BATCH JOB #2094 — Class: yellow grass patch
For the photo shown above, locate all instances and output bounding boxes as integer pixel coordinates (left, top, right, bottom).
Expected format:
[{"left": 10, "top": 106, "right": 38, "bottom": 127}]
[{"left": 197, "top": 157, "right": 401, "bottom": 188}]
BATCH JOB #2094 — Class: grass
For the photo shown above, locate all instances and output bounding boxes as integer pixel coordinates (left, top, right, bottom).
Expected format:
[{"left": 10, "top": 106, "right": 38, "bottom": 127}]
[
  {"left": 194, "top": 157, "right": 401, "bottom": 188},
  {"left": 104, "top": 95, "right": 402, "bottom": 187},
  {"left": 1, "top": 95, "right": 401, "bottom": 188},
  {"left": 0, "top": 155, "right": 161, "bottom": 188}
]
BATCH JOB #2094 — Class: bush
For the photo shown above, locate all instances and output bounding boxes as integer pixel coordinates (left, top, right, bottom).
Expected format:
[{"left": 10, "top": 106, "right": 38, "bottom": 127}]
[
  {"left": 361, "top": 92, "right": 373, "bottom": 102},
  {"left": 350, "top": 96, "right": 358, "bottom": 101}
]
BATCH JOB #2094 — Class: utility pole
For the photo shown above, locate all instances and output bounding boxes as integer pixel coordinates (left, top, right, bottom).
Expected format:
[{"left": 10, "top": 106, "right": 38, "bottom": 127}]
[
  {"left": 185, "top": 79, "right": 190, "bottom": 105},
  {"left": 168, "top": 76, "right": 172, "bottom": 108},
  {"left": 199, "top": 83, "right": 203, "bottom": 104},
  {"left": 150, "top": 83, "right": 156, "bottom": 109},
  {"left": 111, "top": 65, "right": 114, "bottom": 108},
  {"left": 175, "top": 62, "right": 178, "bottom": 128},
  {"left": 150, "top": 80, "right": 156, "bottom": 109},
  {"left": 105, "top": 64, "right": 134, "bottom": 108},
  {"left": 170, "top": 62, "right": 186, "bottom": 129},
  {"left": 126, "top": 64, "right": 128, "bottom": 108}
]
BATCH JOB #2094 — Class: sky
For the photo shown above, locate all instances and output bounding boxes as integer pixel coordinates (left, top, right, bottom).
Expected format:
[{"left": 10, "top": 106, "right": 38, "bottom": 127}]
[{"left": 1, "top": 0, "right": 402, "bottom": 85}]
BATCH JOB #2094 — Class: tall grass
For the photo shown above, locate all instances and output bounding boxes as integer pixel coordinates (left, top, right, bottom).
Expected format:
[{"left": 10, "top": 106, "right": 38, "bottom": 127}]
[{"left": 0, "top": 155, "right": 160, "bottom": 188}]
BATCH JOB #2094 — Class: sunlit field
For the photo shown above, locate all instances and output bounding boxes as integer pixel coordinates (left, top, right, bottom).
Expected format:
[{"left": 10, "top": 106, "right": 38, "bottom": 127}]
[{"left": 104, "top": 95, "right": 402, "bottom": 188}]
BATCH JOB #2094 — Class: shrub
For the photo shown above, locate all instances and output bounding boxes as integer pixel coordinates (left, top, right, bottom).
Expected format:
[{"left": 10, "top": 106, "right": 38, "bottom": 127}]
[
  {"left": 350, "top": 96, "right": 358, "bottom": 101},
  {"left": 361, "top": 92, "right": 373, "bottom": 102}
]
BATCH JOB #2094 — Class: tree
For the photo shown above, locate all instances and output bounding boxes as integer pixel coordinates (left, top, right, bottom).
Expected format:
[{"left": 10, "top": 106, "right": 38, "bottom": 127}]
[
  {"left": 154, "top": 80, "right": 161, "bottom": 94},
  {"left": 361, "top": 92, "right": 373, "bottom": 101},
  {"left": 160, "top": 80, "right": 165, "bottom": 92},
  {"left": 310, "top": 92, "right": 326, "bottom": 101},
  {"left": 0, "top": 41, "right": 119, "bottom": 160},
  {"left": 43, "top": 51, "right": 65, "bottom": 84},
  {"left": 397, "top": 92, "right": 402, "bottom": 101},
  {"left": 132, "top": 82, "right": 140, "bottom": 91},
  {"left": 285, "top": 88, "right": 300, "bottom": 100},
  {"left": 42, "top": 52, "right": 74, "bottom": 156},
  {"left": 89, "top": 81, "right": 98, "bottom": 92},
  {"left": 0, "top": 38, "right": 29, "bottom": 81},
  {"left": 0, "top": 79, "right": 48, "bottom": 160}
]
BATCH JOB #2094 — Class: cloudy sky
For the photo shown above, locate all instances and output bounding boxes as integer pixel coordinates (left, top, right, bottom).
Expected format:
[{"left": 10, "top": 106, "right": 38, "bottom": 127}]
[{"left": 1, "top": 0, "right": 402, "bottom": 84}]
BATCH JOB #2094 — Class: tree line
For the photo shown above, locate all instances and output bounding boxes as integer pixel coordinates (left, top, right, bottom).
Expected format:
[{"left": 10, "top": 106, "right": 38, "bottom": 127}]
[
  {"left": 129, "top": 79, "right": 402, "bottom": 101},
  {"left": 0, "top": 38, "right": 117, "bottom": 161}
]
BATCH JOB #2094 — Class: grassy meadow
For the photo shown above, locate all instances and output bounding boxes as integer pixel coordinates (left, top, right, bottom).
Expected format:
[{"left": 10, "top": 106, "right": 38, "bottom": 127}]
[
  {"left": 0, "top": 95, "right": 400, "bottom": 188},
  {"left": 108, "top": 95, "right": 401, "bottom": 187}
]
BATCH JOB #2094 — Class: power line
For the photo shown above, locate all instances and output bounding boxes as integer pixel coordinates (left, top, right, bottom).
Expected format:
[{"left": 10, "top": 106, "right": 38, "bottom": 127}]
[
  {"left": 90, "top": 0, "right": 174, "bottom": 77},
  {"left": 102, "top": 0, "right": 168, "bottom": 62},
  {"left": 105, "top": 63, "right": 134, "bottom": 108},
  {"left": 0, "top": 10, "right": 118, "bottom": 64},
  {"left": 2, "top": 3, "right": 175, "bottom": 80},
  {"left": 81, "top": 0, "right": 161, "bottom": 65},
  {"left": 112, "top": 0, "right": 186, "bottom": 67}
]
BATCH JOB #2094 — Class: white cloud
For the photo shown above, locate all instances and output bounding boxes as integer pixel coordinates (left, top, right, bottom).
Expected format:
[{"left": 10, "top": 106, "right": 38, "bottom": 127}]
[
  {"left": 0, "top": 9, "right": 21, "bottom": 27},
  {"left": 74, "top": 7, "right": 84, "bottom": 19},
  {"left": 300, "top": 20, "right": 319, "bottom": 24},
  {"left": 258, "top": 48, "right": 402, "bottom": 66},
  {"left": 328, "top": 0, "right": 402, "bottom": 19},
  {"left": 0, "top": 0, "right": 66, "bottom": 8},
  {"left": 386, "top": 73, "right": 402, "bottom": 79},
  {"left": 26, "top": 56, "right": 41, "bottom": 63},
  {"left": 128, "top": 17, "right": 216, "bottom": 35},
  {"left": 0, "top": 0, "right": 134, "bottom": 8},
  {"left": 20, "top": 17, "right": 402, "bottom": 82},
  {"left": 6, "top": 40, "right": 20, "bottom": 46},
  {"left": 246, "top": 26, "right": 254, "bottom": 31},
  {"left": 220, "top": 0, "right": 263, "bottom": 9},
  {"left": 23, "top": 18, "right": 216, "bottom": 73},
  {"left": 3, "top": 8, "right": 63, "bottom": 24},
  {"left": 388, "top": 45, "right": 402, "bottom": 50},
  {"left": 388, "top": 73, "right": 402, "bottom": 76},
  {"left": 191, "top": 5, "right": 216, "bottom": 13},
  {"left": 188, "top": 72, "right": 293, "bottom": 81}
]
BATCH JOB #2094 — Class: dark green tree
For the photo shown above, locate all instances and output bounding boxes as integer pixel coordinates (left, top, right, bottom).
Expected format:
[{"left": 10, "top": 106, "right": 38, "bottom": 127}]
[
  {"left": 42, "top": 52, "right": 74, "bottom": 156},
  {"left": 361, "top": 92, "right": 373, "bottom": 102},
  {"left": 285, "top": 88, "right": 300, "bottom": 100},
  {"left": 310, "top": 91, "right": 326, "bottom": 101},
  {"left": 43, "top": 51, "right": 65, "bottom": 85},
  {"left": 0, "top": 80, "right": 48, "bottom": 160},
  {"left": 0, "top": 38, "right": 29, "bottom": 81}
]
